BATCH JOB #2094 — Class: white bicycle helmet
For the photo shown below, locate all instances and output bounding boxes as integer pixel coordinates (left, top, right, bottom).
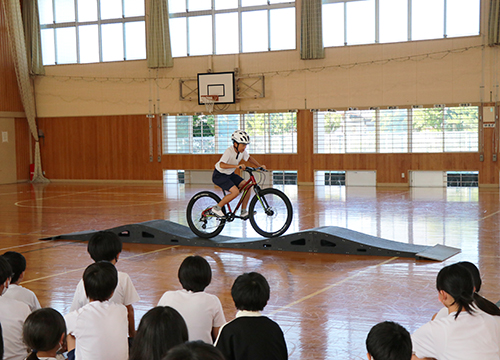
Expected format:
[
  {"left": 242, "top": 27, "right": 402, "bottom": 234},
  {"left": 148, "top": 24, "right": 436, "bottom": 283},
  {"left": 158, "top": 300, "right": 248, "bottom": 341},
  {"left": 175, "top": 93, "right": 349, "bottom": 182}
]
[{"left": 231, "top": 130, "right": 250, "bottom": 144}]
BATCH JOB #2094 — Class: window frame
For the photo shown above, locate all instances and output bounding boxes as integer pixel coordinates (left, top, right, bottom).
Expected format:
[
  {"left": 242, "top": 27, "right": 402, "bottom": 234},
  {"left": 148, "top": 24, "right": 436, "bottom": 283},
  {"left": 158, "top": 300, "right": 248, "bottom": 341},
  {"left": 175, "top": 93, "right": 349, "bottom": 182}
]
[{"left": 39, "top": 0, "right": 146, "bottom": 65}]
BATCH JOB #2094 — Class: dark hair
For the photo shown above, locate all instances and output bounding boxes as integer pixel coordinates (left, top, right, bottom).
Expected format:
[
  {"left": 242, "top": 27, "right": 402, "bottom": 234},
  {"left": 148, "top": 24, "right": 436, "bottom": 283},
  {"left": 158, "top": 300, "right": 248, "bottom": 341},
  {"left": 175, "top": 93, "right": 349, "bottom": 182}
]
[
  {"left": 178, "top": 256, "right": 212, "bottom": 292},
  {"left": 437, "top": 263, "right": 477, "bottom": 319},
  {"left": 456, "top": 261, "right": 500, "bottom": 316},
  {"left": 231, "top": 272, "right": 270, "bottom": 311},
  {"left": 83, "top": 262, "right": 118, "bottom": 301},
  {"left": 0, "top": 257, "right": 13, "bottom": 285},
  {"left": 87, "top": 231, "right": 122, "bottom": 262},
  {"left": 2, "top": 252, "right": 26, "bottom": 284},
  {"left": 366, "top": 321, "right": 412, "bottom": 360},
  {"left": 129, "top": 306, "right": 188, "bottom": 360},
  {"left": 162, "top": 341, "right": 225, "bottom": 360},
  {"left": 23, "top": 308, "right": 66, "bottom": 360}
]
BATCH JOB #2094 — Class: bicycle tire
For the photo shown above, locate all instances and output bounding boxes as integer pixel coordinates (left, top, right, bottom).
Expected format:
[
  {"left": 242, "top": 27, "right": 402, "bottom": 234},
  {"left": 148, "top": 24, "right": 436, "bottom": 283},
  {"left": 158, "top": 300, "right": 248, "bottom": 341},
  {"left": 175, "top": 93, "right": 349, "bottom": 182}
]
[
  {"left": 248, "top": 188, "right": 293, "bottom": 238},
  {"left": 186, "top": 191, "right": 226, "bottom": 238}
]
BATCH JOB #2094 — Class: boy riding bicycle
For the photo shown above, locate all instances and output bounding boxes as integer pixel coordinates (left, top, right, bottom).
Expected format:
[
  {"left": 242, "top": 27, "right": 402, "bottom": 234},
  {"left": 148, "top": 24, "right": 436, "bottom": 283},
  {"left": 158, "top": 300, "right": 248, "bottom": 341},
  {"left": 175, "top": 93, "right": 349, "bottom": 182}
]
[{"left": 211, "top": 130, "right": 266, "bottom": 219}]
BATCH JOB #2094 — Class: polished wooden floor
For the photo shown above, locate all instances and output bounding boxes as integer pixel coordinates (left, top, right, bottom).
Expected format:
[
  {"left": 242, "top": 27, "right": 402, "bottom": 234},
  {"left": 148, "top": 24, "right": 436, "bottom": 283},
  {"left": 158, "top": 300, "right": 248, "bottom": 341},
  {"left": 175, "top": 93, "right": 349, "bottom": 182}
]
[{"left": 1, "top": 181, "right": 500, "bottom": 359}]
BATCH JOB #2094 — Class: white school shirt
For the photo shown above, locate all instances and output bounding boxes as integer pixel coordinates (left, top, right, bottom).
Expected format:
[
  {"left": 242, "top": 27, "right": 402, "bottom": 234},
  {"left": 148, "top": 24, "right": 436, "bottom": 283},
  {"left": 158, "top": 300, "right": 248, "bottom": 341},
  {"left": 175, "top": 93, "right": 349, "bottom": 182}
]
[
  {"left": 215, "top": 147, "right": 250, "bottom": 175},
  {"left": 65, "top": 301, "right": 128, "bottom": 360},
  {"left": 158, "top": 289, "right": 226, "bottom": 344},
  {"left": 412, "top": 307, "right": 500, "bottom": 360},
  {"left": 70, "top": 271, "right": 140, "bottom": 311},
  {"left": 4, "top": 284, "right": 41, "bottom": 312},
  {"left": 0, "top": 296, "right": 31, "bottom": 360}
]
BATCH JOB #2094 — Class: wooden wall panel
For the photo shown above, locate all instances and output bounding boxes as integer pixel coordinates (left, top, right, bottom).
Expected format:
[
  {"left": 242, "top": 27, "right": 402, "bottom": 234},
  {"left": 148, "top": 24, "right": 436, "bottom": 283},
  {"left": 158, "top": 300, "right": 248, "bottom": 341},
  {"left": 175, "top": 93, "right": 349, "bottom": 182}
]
[
  {"left": 15, "top": 118, "right": 30, "bottom": 181},
  {"left": 33, "top": 110, "right": 500, "bottom": 185},
  {"left": 0, "top": 4, "right": 23, "bottom": 112},
  {"left": 37, "top": 115, "right": 163, "bottom": 180}
]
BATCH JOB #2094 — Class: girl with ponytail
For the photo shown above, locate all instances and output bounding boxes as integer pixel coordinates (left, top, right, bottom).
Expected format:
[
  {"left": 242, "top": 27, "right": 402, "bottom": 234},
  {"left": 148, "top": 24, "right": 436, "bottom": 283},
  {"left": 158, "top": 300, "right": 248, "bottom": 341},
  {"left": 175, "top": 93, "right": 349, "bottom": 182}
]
[
  {"left": 23, "top": 308, "right": 66, "bottom": 360},
  {"left": 432, "top": 261, "right": 500, "bottom": 320},
  {"left": 411, "top": 263, "right": 500, "bottom": 360}
]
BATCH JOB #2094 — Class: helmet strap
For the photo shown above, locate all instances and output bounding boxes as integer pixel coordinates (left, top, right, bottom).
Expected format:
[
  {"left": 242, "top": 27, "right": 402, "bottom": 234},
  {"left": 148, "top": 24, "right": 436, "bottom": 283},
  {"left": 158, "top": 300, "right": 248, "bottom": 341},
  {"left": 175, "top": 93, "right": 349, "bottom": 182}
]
[{"left": 234, "top": 142, "right": 240, "bottom": 159}]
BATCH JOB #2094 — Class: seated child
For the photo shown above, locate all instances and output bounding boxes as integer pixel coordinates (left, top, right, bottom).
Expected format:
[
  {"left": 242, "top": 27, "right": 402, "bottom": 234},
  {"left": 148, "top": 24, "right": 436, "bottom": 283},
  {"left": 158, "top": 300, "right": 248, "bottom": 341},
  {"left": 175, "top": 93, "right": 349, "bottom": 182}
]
[
  {"left": 0, "top": 256, "right": 31, "bottom": 360},
  {"left": 129, "top": 306, "right": 188, "bottom": 360},
  {"left": 163, "top": 341, "right": 225, "bottom": 360},
  {"left": 2, "top": 251, "right": 41, "bottom": 311},
  {"left": 65, "top": 262, "right": 128, "bottom": 360},
  {"left": 365, "top": 321, "right": 412, "bottom": 360},
  {"left": 433, "top": 261, "right": 500, "bottom": 320},
  {"left": 158, "top": 255, "right": 226, "bottom": 343},
  {"left": 215, "top": 272, "right": 287, "bottom": 360},
  {"left": 412, "top": 263, "right": 500, "bottom": 360},
  {"left": 70, "top": 231, "right": 140, "bottom": 336},
  {"left": 23, "top": 308, "right": 67, "bottom": 360}
]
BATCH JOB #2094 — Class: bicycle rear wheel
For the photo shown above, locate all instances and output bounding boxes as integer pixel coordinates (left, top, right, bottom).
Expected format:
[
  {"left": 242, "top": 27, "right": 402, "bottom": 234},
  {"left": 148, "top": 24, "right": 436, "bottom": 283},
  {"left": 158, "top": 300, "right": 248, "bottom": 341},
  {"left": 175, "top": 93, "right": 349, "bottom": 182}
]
[
  {"left": 186, "top": 191, "right": 226, "bottom": 238},
  {"left": 249, "top": 188, "right": 293, "bottom": 238}
]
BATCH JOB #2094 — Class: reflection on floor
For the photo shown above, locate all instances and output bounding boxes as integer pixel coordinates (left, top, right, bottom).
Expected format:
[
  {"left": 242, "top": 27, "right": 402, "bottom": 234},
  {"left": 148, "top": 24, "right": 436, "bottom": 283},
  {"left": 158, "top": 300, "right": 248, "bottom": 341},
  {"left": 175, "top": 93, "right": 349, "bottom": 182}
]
[{"left": 1, "top": 182, "right": 497, "bottom": 360}]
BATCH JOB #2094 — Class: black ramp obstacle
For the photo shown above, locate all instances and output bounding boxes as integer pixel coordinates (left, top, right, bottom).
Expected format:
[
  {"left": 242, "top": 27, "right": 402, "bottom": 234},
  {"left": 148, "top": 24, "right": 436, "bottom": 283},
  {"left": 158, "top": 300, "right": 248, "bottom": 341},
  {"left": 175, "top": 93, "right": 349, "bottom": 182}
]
[{"left": 42, "top": 219, "right": 460, "bottom": 261}]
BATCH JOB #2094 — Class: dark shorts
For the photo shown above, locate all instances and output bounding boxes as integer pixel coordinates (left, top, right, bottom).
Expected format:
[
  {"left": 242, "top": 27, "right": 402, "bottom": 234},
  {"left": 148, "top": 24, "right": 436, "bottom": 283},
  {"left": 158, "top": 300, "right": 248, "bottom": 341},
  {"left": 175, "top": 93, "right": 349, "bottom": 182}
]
[
  {"left": 212, "top": 169, "right": 243, "bottom": 191},
  {"left": 67, "top": 349, "right": 75, "bottom": 360}
]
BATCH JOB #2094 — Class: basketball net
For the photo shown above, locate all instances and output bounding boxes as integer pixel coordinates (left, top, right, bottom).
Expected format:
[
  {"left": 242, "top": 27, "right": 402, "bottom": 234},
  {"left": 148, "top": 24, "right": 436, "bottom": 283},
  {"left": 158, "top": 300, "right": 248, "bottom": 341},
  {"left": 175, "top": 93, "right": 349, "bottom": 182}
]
[{"left": 201, "top": 95, "right": 219, "bottom": 114}]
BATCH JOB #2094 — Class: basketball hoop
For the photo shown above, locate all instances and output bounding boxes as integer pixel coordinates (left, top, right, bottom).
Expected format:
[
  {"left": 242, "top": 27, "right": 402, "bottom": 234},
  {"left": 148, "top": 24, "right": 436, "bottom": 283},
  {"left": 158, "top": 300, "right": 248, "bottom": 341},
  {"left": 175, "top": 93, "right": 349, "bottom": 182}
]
[{"left": 201, "top": 95, "right": 219, "bottom": 114}]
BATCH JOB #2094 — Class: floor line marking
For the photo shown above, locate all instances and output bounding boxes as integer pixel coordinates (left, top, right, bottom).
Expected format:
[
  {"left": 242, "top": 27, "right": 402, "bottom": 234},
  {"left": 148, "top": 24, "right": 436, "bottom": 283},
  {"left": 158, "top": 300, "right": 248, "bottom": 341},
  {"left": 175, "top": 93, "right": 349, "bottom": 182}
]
[
  {"left": 0, "top": 241, "right": 56, "bottom": 252},
  {"left": 20, "top": 245, "right": 180, "bottom": 285},
  {"left": 479, "top": 210, "right": 500, "bottom": 222},
  {"left": 269, "top": 257, "right": 399, "bottom": 316}
]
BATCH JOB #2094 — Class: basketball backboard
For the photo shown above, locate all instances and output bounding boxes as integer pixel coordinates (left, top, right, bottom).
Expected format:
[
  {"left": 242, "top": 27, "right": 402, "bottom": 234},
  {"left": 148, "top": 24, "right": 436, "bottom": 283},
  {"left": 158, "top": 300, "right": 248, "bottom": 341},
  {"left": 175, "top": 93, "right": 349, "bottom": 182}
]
[{"left": 197, "top": 72, "right": 235, "bottom": 105}]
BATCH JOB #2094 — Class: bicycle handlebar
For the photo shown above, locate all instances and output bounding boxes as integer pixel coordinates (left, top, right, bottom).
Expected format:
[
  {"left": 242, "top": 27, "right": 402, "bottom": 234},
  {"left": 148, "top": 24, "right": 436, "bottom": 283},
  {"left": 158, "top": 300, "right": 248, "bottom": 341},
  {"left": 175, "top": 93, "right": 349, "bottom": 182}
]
[{"left": 244, "top": 166, "right": 268, "bottom": 173}]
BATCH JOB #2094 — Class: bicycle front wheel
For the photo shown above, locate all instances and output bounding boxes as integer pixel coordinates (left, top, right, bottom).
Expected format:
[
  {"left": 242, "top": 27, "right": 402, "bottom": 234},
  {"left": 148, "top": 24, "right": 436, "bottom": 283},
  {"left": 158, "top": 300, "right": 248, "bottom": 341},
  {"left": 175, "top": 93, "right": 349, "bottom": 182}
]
[
  {"left": 186, "top": 191, "right": 226, "bottom": 238},
  {"left": 249, "top": 188, "right": 293, "bottom": 238}
]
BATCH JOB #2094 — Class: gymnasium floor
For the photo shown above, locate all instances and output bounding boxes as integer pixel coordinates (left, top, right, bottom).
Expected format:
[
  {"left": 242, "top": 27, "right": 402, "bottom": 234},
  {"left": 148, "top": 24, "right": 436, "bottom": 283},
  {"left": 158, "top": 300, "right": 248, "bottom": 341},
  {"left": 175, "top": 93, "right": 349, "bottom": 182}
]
[{"left": 1, "top": 181, "right": 499, "bottom": 359}]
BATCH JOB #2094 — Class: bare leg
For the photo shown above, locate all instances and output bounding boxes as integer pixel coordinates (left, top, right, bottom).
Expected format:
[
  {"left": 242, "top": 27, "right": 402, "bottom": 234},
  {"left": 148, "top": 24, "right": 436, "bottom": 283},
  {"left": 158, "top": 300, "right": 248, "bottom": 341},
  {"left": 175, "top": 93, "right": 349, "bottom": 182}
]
[
  {"left": 217, "top": 185, "right": 240, "bottom": 208},
  {"left": 239, "top": 180, "right": 252, "bottom": 210}
]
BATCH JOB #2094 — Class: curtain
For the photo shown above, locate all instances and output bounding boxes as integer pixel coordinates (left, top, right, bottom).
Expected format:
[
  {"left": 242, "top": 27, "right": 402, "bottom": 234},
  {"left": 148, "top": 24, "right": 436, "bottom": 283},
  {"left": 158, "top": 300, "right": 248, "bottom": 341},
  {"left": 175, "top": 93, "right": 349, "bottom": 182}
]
[
  {"left": 147, "top": 0, "right": 173, "bottom": 68},
  {"left": 301, "top": 0, "right": 325, "bottom": 60},
  {"left": 489, "top": 0, "right": 500, "bottom": 46},
  {"left": 2, "top": 0, "right": 48, "bottom": 183},
  {"left": 22, "top": 0, "right": 44, "bottom": 75}
]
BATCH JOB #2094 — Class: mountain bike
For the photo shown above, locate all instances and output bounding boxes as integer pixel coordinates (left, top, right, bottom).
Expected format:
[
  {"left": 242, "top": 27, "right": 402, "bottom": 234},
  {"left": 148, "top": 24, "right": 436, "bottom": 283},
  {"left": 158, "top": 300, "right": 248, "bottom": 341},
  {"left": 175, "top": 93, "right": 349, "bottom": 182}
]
[{"left": 186, "top": 167, "right": 293, "bottom": 238}]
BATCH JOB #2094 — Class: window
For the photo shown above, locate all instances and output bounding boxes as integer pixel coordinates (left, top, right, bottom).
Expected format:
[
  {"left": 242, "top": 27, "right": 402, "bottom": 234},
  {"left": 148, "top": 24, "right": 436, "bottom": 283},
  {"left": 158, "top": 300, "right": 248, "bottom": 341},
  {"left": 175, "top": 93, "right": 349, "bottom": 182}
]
[
  {"left": 169, "top": 0, "right": 296, "bottom": 57},
  {"left": 163, "top": 112, "right": 297, "bottom": 154},
  {"left": 322, "top": 0, "right": 480, "bottom": 48},
  {"left": 39, "top": 0, "right": 146, "bottom": 65},
  {"left": 273, "top": 171, "right": 298, "bottom": 185},
  {"left": 447, "top": 171, "right": 478, "bottom": 187},
  {"left": 314, "top": 106, "right": 478, "bottom": 154}
]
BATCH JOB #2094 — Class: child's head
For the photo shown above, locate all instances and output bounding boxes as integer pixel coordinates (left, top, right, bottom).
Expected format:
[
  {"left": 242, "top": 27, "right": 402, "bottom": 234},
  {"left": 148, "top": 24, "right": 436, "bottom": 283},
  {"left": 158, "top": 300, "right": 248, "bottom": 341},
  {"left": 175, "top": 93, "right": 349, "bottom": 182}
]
[
  {"left": 456, "top": 261, "right": 481, "bottom": 292},
  {"left": 436, "top": 263, "right": 474, "bottom": 318},
  {"left": 231, "top": 272, "right": 269, "bottom": 311},
  {"left": 23, "top": 308, "right": 66, "bottom": 357},
  {"left": 2, "top": 251, "right": 26, "bottom": 284},
  {"left": 87, "top": 231, "right": 122, "bottom": 262},
  {"left": 130, "top": 306, "right": 188, "bottom": 360},
  {"left": 178, "top": 255, "right": 212, "bottom": 292},
  {"left": 83, "top": 261, "right": 118, "bottom": 302},
  {"left": 162, "top": 341, "right": 225, "bottom": 360},
  {"left": 0, "top": 256, "right": 12, "bottom": 289},
  {"left": 366, "top": 321, "right": 412, "bottom": 360}
]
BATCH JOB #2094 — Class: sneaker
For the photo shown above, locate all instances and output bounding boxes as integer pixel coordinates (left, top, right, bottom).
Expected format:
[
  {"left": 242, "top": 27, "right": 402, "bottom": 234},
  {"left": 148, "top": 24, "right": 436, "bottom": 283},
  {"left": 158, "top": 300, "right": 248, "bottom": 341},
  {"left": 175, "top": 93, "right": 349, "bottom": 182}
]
[
  {"left": 240, "top": 209, "right": 256, "bottom": 219},
  {"left": 211, "top": 206, "right": 225, "bottom": 218}
]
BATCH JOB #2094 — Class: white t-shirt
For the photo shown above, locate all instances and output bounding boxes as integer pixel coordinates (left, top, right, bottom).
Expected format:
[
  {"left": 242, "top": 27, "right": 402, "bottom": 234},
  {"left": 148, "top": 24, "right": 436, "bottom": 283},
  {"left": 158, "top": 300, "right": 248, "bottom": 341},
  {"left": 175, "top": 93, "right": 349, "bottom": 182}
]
[
  {"left": 0, "top": 296, "right": 31, "bottom": 360},
  {"left": 412, "top": 307, "right": 500, "bottom": 360},
  {"left": 4, "top": 284, "right": 41, "bottom": 312},
  {"left": 70, "top": 271, "right": 140, "bottom": 311},
  {"left": 215, "top": 147, "right": 250, "bottom": 175},
  {"left": 65, "top": 301, "right": 128, "bottom": 360},
  {"left": 157, "top": 289, "right": 226, "bottom": 344}
]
